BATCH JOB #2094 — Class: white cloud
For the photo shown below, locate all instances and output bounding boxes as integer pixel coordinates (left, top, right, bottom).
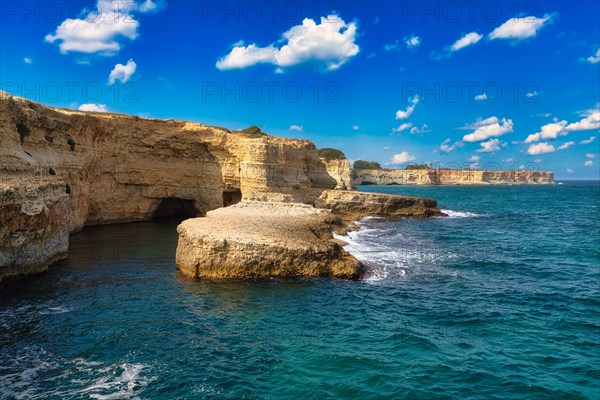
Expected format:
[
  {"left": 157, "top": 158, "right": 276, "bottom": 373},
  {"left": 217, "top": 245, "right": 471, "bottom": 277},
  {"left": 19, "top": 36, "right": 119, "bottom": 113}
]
[
  {"left": 462, "top": 116, "right": 513, "bottom": 142},
  {"left": 584, "top": 160, "right": 594, "bottom": 167},
  {"left": 78, "top": 103, "right": 108, "bottom": 112},
  {"left": 410, "top": 124, "right": 430, "bottom": 134},
  {"left": 216, "top": 15, "right": 359, "bottom": 72},
  {"left": 525, "top": 120, "right": 568, "bottom": 143},
  {"left": 383, "top": 146, "right": 390, "bottom": 151},
  {"left": 390, "top": 151, "right": 416, "bottom": 164},
  {"left": 45, "top": 0, "right": 144, "bottom": 55},
  {"left": 475, "top": 93, "right": 487, "bottom": 101},
  {"left": 567, "top": 168, "right": 574, "bottom": 173},
  {"left": 449, "top": 32, "right": 483, "bottom": 52},
  {"left": 23, "top": 57, "right": 33, "bottom": 64},
  {"left": 527, "top": 142, "right": 555, "bottom": 155},
  {"left": 534, "top": 158, "right": 543, "bottom": 164},
  {"left": 557, "top": 141, "right": 574, "bottom": 150},
  {"left": 470, "top": 162, "right": 480, "bottom": 169},
  {"left": 405, "top": 35, "right": 421, "bottom": 48},
  {"left": 488, "top": 14, "right": 554, "bottom": 41},
  {"left": 395, "top": 95, "right": 419, "bottom": 120},
  {"left": 525, "top": 91, "right": 539, "bottom": 98},
  {"left": 108, "top": 59, "right": 137, "bottom": 85},
  {"left": 440, "top": 138, "right": 463, "bottom": 153},
  {"left": 586, "top": 153, "right": 595, "bottom": 159},
  {"left": 289, "top": 125, "right": 303, "bottom": 131},
  {"left": 586, "top": 48, "right": 600, "bottom": 64},
  {"left": 476, "top": 138, "right": 501, "bottom": 153},
  {"left": 503, "top": 157, "right": 515, "bottom": 162},
  {"left": 468, "top": 155, "right": 480, "bottom": 162},
  {"left": 352, "top": 125, "right": 360, "bottom": 131},
  {"left": 565, "top": 111, "right": 600, "bottom": 131},
  {"left": 139, "top": 0, "right": 165, "bottom": 13},
  {"left": 392, "top": 122, "right": 413, "bottom": 133},
  {"left": 581, "top": 136, "right": 596, "bottom": 144}
]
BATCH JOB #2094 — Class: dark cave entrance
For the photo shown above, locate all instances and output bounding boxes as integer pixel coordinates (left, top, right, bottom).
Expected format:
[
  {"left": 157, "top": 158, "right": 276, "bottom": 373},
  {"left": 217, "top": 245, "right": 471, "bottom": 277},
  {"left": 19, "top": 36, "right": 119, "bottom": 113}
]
[
  {"left": 153, "top": 198, "right": 199, "bottom": 221},
  {"left": 222, "top": 189, "right": 242, "bottom": 207}
]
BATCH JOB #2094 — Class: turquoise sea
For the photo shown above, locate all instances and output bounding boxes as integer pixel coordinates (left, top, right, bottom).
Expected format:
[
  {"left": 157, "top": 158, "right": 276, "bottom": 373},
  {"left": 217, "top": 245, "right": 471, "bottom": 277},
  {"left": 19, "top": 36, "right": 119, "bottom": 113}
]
[{"left": 1, "top": 181, "right": 599, "bottom": 399}]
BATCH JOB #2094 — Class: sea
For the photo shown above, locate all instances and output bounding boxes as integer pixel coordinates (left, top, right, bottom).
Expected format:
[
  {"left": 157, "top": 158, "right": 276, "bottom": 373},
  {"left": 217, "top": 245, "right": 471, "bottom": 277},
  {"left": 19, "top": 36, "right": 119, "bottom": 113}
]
[{"left": 1, "top": 181, "right": 598, "bottom": 399}]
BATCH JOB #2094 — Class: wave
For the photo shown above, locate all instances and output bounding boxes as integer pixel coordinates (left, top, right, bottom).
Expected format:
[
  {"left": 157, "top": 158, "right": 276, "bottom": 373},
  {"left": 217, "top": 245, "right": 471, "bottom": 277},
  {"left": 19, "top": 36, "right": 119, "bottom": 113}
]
[{"left": 440, "top": 209, "right": 482, "bottom": 218}]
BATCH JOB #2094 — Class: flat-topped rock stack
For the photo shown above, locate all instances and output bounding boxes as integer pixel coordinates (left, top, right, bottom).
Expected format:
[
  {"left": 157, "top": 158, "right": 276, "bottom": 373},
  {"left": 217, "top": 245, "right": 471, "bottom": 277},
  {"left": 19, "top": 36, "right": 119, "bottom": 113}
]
[{"left": 176, "top": 201, "right": 362, "bottom": 279}]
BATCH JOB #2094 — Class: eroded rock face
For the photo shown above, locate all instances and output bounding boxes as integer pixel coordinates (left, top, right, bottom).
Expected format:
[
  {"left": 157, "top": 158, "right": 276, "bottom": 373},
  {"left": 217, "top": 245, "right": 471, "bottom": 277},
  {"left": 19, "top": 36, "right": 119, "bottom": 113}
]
[
  {"left": 315, "top": 190, "right": 445, "bottom": 220},
  {"left": 176, "top": 202, "right": 361, "bottom": 279},
  {"left": 0, "top": 91, "right": 339, "bottom": 233},
  {"left": 0, "top": 177, "right": 69, "bottom": 284},
  {"left": 321, "top": 158, "right": 354, "bottom": 190},
  {"left": 352, "top": 169, "right": 555, "bottom": 185}
]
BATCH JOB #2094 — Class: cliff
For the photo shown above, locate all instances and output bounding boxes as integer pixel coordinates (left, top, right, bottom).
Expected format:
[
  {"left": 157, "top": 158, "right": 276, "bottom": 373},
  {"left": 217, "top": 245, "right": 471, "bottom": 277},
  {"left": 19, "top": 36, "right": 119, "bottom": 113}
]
[
  {"left": 352, "top": 169, "right": 555, "bottom": 185},
  {"left": 0, "top": 176, "right": 69, "bottom": 284}
]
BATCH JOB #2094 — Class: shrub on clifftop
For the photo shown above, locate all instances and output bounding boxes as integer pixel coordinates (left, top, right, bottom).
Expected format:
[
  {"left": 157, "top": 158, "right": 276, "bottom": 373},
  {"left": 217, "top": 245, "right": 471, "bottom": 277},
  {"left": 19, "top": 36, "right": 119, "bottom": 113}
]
[
  {"left": 240, "top": 125, "right": 266, "bottom": 138},
  {"left": 353, "top": 160, "right": 381, "bottom": 169},
  {"left": 318, "top": 148, "right": 346, "bottom": 160}
]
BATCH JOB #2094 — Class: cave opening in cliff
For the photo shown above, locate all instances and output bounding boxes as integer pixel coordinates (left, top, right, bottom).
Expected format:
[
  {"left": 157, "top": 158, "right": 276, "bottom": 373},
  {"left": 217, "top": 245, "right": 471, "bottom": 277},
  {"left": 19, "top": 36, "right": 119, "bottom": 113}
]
[
  {"left": 222, "top": 189, "right": 242, "bottom": 207},
  {"left": 152, "top": 198, "right": 199, "bottom": 221}
]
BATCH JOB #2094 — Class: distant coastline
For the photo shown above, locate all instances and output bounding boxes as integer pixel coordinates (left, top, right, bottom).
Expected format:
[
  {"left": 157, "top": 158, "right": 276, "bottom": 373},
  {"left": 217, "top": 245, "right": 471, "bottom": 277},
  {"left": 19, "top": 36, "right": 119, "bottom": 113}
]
[{"left": 352, "top": 168, "right": 555, "bottom": 186}]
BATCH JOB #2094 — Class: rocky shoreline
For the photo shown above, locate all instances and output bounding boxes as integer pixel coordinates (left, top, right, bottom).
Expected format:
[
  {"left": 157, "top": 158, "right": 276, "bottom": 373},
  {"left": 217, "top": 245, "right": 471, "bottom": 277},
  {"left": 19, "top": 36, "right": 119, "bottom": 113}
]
[
  {"left": 0, "top": 91, "right": 443, "bottom": 283},
  {"left": 176, "top": 192, "right": 443, "bottom": 280}
]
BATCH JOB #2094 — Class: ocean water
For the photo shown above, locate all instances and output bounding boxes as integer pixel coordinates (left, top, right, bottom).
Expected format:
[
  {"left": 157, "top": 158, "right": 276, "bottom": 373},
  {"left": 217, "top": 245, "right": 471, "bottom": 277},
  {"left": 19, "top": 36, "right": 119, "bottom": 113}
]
[{"left": 1, "top": 181, "right": 598, "bottom": 399}]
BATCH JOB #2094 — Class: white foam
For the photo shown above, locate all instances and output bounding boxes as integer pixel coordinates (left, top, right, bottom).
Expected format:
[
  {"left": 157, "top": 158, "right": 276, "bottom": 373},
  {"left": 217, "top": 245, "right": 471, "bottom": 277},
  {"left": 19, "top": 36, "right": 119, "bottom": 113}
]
[{"left": 440, "top": 209, "right": 482, "bottom": 218}]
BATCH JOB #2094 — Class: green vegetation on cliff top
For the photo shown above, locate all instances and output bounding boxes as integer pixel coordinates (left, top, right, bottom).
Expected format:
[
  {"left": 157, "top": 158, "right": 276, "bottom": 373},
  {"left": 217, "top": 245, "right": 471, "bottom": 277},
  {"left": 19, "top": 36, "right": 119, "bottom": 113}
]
[
  {"left": 318, "top": 148, "right": 346, "bottom": 160},
  {"left": 353, "top": 160, "right": 381, "bottom": 169}
]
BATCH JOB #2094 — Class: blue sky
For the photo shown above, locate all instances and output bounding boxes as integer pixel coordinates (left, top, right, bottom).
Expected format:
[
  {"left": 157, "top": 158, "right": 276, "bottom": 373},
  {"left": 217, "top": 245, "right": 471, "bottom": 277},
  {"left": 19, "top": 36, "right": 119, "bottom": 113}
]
[{"left": 1, "top": 0, "right": 599, "bottom": 179}]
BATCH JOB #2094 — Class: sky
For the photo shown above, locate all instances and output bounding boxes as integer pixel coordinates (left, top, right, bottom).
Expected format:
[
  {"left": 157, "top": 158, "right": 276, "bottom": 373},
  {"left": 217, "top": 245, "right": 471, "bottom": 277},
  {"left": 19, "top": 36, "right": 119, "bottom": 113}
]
[{"left": 1, "top": 0, "right": 599, "bottom": 179}]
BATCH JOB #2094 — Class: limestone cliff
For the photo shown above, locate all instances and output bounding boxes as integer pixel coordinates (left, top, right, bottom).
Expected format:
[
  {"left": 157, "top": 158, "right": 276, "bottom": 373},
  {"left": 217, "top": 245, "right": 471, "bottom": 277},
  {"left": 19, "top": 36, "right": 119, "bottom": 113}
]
[
  {"left": 352, "top": 169, "right": 555, "bottom": 185},
  {"left": 0, "top": 176, "right": 69, "bottom": 284},
  {"left": 321, "top": 158, "right": 353, "bottom": 190}
]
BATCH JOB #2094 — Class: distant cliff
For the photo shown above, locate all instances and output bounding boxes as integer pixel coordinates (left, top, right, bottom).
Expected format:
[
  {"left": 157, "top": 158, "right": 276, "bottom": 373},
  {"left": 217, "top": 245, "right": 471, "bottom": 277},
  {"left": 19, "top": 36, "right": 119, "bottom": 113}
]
[{"left": 352, "top": 169, "right": 555, "bottom": 185}]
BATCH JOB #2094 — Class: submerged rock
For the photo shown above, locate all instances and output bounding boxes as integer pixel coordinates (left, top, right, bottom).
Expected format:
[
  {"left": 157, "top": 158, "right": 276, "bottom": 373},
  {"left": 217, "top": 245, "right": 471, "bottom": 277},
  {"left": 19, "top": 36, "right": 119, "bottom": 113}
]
[{"left": 176, "top": 201, "right": 361, "bottom": 279}]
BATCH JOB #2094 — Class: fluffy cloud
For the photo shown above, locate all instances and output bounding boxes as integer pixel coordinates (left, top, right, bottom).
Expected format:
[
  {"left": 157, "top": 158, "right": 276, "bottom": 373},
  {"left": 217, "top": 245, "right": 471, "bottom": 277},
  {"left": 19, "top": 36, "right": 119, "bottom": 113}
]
[
  {"left": 584, "top": 161, "right": 594, "bottom": 167},
  {"left": 78, "top": 103, "right": 108, "bottom": 112},
  {"left": 475, "top": 93, "right": 487, "bottom": 101},
  {"left": 581, "top": 136, "right": 596, "bottom": 145},
  {"left": 390, "top": 151, "right": 416, "bottom": 164},
  {"left": 108, "top": 59, "right": 137, "bottom": 85},
  {"left": 449, "top": 32, "right": 483, "bottom": 52},
  {"left": 586, "top": 48, "right": 600, "bottom": 64},
  {"left": 468, "top": 155, "right": 480, "bottom": 162},
  {"left": 476, "top": 138, "right": 501, "bottom": 153},
  {"left": 527, "top": 142, "right": 555, "bottom": 155},
  {"left": 392, "top": 123, "right": 413, "bottom": 133},
  {"left": 586, "top": 153, "right": 595, "bottom": 159},
  {"left": 526, "top": 110, "right": 600, "bottom": 143},
  {"left": 525, "top": 120, "right": 568, "bottom": 143},
  {"left": 488, "top": 14, "right": 554, "bottom": 41},
  {"left": 462, "top": 116, "right": 513, "bottom": 142},
  {"left": 565, "top": 111, "right": 600, "bottom": 131},
  {"left": 45, "top": 0, "right": 146, "bottom": 55},
  {"left": 395, "top": 95, "right": 419, "bottom": 120},
  {"left": 566, "top": 168, "right": 574, "bottom": 173},
  {"left": 440, "top": 138, "right": 463, "bottom": 153},
  {"left": 289, "top": 125, "right": 303, "bottom": 131},
  {"left": 470, "top": 162, "right": 480, "bottom": 169},
  {"left": 352, "top": 125, "right": 360, "bottom": 131},
  {"left": 405, "top": 35, "right": 421, "bottom": 48},
  {"left": 557, "top": 141, "right": 574, "bottom": 150},
  {"left": 410, "top": 124, "right": 430, "bottom": 134},
  {"left": 23, "top": 57, "right": 32, "bottom": 64},
  {"left": 216, "top": 15, "right": 359, "bottom": 72}
]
